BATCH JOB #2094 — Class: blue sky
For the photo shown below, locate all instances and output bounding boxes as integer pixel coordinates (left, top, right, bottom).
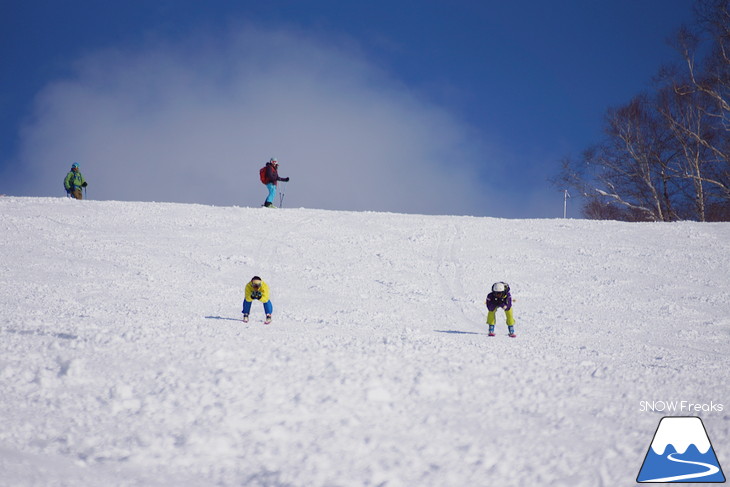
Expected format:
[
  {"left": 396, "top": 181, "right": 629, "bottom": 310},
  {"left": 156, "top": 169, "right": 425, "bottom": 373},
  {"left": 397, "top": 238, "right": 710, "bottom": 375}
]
[{"left": 0, "top": 0, "right": 695, "bottom": 217}]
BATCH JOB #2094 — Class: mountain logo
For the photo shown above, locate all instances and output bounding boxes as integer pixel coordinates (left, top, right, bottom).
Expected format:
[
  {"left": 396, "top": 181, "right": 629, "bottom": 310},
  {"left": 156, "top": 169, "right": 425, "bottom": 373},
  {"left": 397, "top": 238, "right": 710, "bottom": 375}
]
[{"left": 637, "top": 416, "right": 726, "bottom": 483}]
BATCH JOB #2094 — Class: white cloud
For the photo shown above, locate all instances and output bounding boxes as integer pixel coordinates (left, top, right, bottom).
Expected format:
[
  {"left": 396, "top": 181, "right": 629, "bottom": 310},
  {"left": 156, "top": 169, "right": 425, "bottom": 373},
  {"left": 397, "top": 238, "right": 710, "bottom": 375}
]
[{"left": 13, "top": 24, "right": 498, "bottom": 215}]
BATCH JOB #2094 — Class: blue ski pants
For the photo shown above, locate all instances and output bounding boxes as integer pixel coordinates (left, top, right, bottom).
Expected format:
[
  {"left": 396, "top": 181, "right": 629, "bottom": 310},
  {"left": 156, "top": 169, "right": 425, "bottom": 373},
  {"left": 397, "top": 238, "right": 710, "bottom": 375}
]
[
  {"left": 243, "top": 299, "right": 273, "bottom": 315},
  {"left": 265, "top": 183, "right": 277, "bottom": 204}
]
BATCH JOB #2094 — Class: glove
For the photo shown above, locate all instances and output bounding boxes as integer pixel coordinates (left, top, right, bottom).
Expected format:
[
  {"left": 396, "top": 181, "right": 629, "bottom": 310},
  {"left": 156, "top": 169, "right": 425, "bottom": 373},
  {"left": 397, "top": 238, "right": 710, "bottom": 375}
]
[
  {"left": 251, "top": 291, "right": 262, "bottom": 300},
  {"left": 501, "top": 305, "right": 507, "bottom": 310},
  {"left": 282, "top": 177, "right": 290, "bottom": 182},
  {"left": 81, "top": 182, "right": 88, "bottom": 187}
]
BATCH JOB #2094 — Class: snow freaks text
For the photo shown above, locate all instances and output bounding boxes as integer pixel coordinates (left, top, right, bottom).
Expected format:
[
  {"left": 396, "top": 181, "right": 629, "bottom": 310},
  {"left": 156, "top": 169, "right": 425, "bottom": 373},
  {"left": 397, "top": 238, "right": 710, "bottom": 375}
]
[{"left": 639, "top": 401, "right": 724, "bottom": 413}]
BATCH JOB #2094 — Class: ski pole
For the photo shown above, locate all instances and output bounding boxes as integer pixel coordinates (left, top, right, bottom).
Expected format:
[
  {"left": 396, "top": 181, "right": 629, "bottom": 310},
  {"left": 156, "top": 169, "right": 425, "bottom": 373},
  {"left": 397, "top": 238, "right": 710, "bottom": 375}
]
[{"left": 279, "top": 181, "right": 287, "bottom": 208}]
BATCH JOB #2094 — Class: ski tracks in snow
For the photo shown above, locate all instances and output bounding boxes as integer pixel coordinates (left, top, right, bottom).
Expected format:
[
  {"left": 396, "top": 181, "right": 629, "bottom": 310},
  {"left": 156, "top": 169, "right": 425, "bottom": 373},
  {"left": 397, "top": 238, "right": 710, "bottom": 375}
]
[
  {"left": 435, "top": 222, "right": 475, "bottom": 330},
  {"left": 1, "top": 199, "right": 729, "bottom": 486}
]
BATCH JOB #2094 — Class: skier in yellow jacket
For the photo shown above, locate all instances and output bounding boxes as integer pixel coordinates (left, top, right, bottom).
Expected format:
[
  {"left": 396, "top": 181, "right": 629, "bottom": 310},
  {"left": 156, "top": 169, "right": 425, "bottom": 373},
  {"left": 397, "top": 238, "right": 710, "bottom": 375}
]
[{"left": 242, "top": 276, "right": 273, "bottom": 324}]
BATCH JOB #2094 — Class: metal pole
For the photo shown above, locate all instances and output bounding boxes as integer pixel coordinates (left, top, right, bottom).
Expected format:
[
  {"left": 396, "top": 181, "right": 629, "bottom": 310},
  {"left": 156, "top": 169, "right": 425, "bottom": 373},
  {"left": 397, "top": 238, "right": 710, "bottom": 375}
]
[
  {"left": 279, "top": 181, "right": 287, "bottom": 208},
  {"left": 563, "top": 190, "right": 570, "bottom": 218}
]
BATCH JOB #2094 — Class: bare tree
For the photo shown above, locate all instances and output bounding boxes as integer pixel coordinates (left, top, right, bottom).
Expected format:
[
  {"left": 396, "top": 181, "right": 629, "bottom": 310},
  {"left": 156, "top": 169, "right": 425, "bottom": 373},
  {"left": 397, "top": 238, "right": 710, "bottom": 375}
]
[
  {"left": 559, "top": 96, "right": 680, "bottom": 221},
  {"left": 690, "top": 0, "right": 730, "bottom": 131},
  {"left": 659, "top": 0, "right": 730, "bottom": 219},
  {"left": 555, "top": 0, "right": 730, "bottom": 221},
  {"left": 583, "top": 199, "right": 630, "bottom": 220},
  {"left": 656, "top": 85, "right": 719, "bottom": 220}
]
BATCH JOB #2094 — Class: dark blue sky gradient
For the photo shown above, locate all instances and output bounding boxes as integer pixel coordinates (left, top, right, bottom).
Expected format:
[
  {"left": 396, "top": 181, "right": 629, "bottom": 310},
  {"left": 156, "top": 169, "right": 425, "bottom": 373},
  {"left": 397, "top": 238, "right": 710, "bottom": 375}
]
[{"left": 1, "top": 0, "right": 696, "bottom": 216}]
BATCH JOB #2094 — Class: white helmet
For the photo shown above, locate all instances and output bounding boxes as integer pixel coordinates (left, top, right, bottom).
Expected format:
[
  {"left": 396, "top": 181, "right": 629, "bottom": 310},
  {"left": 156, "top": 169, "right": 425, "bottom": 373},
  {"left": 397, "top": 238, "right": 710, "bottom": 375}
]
[{"left": 492, "top": 282, "right": 506, "bottom": 293}]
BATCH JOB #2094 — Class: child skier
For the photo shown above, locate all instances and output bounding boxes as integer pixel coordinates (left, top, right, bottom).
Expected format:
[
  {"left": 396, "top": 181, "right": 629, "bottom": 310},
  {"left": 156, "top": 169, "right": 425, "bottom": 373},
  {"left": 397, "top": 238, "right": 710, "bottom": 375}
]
[
  {"left": 486, "top": 281, "right": 516, "bottom": 337},
  {"left": 242, "top": 276, "right": 273, "bottom": 324}
]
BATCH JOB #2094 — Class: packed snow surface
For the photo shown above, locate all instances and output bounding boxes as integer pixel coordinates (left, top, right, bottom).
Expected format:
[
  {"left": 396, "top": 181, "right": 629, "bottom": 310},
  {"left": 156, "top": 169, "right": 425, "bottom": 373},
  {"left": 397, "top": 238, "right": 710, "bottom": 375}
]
[{"left": 1, "top": 197, "right": 728, "bottom": 486}]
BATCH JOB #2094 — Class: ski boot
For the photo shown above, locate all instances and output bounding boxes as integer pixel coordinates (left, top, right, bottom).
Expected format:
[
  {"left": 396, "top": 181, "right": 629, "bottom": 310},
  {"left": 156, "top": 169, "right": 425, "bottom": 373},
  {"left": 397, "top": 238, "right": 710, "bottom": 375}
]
[
  {"left": 508, "top": 325, "right": 516, "bottom": 338},
  {"left": 264, "top": 314, "right": 272, "bottom": 325},
  {"left": 242, "top": 314, "right": 249, "bottom": 323},
  {"left": 488, "top": 324, "right": 495, "bottom": 337}
]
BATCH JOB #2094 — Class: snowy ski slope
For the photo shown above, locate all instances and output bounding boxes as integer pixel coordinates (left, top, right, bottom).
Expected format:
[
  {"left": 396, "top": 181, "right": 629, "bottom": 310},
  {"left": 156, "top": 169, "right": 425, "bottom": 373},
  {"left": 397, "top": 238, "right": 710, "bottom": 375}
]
[{"left": 1, "top": 197, "right": 728, "bottom": 486}]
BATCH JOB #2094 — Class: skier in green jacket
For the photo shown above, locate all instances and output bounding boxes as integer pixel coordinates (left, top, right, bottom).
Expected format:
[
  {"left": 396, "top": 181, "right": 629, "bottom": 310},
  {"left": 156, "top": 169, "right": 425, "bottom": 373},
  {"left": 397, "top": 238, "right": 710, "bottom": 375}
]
[{"left": 64, "top": 162, "right": 87, "bottom": 199}]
